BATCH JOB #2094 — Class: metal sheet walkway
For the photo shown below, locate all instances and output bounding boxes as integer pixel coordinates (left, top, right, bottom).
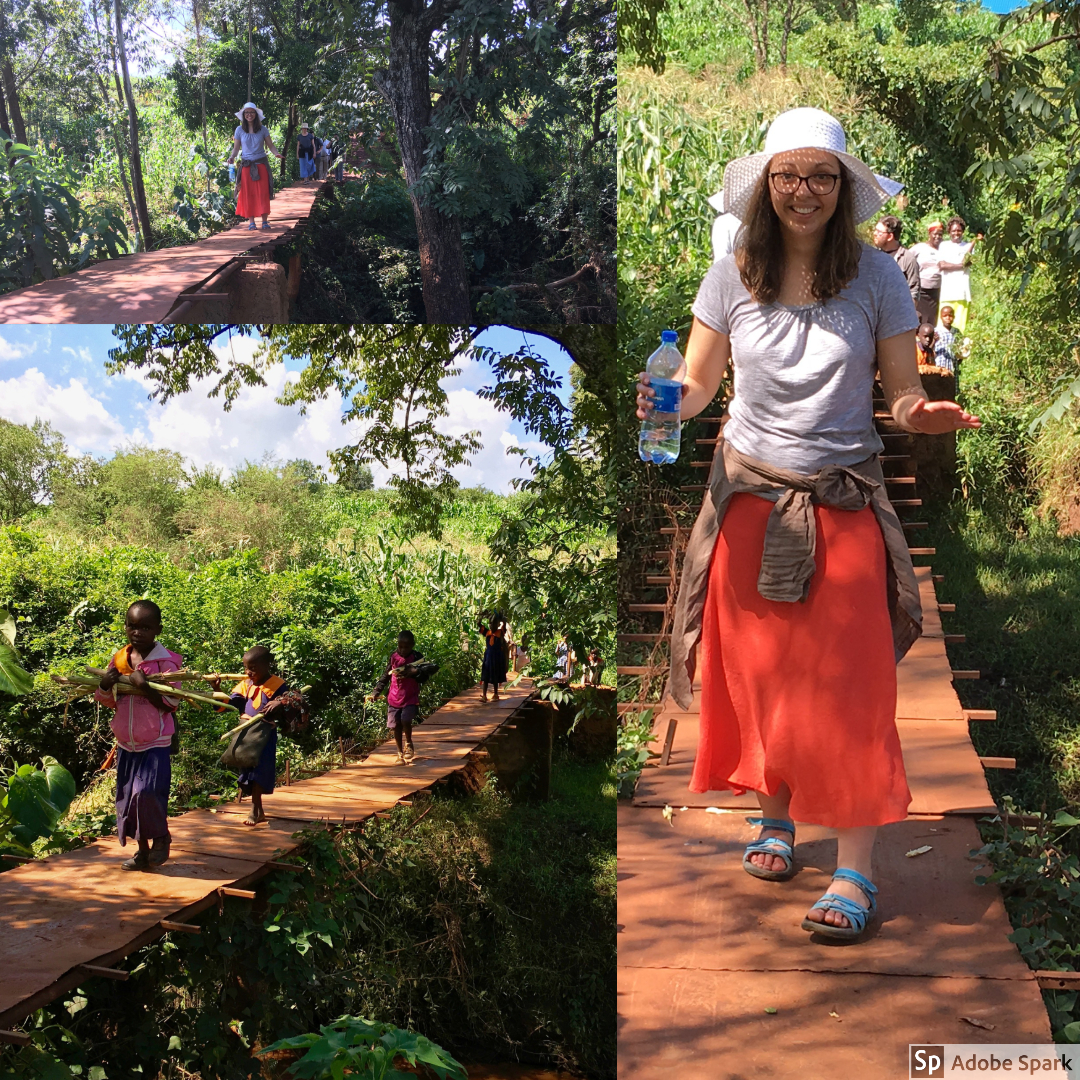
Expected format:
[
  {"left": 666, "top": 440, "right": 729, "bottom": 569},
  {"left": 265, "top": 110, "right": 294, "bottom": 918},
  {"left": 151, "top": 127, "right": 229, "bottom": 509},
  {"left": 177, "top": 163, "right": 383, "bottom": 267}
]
[
  {"left": 0, "top": 681, "right": 532, "bottom": 1035},
  {"left": 0, "top": 180, "right": 332, "bottom": 324}
]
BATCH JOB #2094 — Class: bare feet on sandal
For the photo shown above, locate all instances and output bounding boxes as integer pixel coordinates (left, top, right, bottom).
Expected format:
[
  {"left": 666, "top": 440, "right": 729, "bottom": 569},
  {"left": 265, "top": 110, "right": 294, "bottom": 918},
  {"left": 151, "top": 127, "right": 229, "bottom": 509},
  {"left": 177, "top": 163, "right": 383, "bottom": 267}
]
[
  {"left": 804, "top": 877, "right": 870, "bottom": 929},
  {"left": 746, "top": 824, "right": 793, "bottom": 875},
  {"left": 243, "top": 811, "right": 267, "bottom": 826}
]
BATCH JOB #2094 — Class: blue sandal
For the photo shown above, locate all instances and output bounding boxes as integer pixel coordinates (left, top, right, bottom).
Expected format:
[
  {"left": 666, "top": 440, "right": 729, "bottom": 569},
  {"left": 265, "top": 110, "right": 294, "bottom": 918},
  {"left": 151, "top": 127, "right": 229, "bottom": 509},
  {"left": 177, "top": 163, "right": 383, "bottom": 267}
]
[
  {"left": 801, "top": 868, "right": 878, "bottom": 941},
  {"left": 742, "top": 817, "right": 796, "bottom": 881}
]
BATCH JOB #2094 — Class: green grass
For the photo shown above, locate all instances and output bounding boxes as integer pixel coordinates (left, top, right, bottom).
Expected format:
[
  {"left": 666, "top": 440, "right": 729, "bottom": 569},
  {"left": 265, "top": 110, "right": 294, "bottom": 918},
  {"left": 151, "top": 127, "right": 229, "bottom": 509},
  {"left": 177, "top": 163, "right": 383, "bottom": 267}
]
[{"left": 924, "top": 499, "right": 1080, "bottom": 812}]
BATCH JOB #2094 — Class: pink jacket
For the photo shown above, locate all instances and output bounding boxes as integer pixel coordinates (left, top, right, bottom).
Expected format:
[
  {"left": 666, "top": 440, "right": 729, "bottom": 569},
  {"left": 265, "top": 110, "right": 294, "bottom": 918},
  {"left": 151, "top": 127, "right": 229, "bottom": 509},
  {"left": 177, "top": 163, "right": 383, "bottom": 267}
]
[{"left": 94, "top": 642, "right": 183, "bottom": 752}]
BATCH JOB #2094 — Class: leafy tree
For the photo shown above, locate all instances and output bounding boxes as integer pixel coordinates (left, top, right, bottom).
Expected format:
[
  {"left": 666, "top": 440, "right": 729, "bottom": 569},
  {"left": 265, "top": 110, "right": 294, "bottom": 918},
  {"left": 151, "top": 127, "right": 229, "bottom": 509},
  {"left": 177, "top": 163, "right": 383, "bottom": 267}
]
[
  {"left": 0, "top": 419, "right": 69, "bottom": 524},
  {"left": 51, "top": 446, "right": 187, "bottom": 546},
  {"left": 335, "top": 460, "right": 375, "bottom": 491},
  {"left": 108, "top": 324, "right": 576, "bottom": 537},
  {"left": 316, "top": 0, "right": 614, "bottom": 321}
]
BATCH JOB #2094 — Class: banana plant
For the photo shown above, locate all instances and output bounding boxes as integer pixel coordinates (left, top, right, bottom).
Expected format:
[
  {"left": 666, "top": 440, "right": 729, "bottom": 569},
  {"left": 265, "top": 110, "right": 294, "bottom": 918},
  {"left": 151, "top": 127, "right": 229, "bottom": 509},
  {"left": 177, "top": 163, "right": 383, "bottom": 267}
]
[{"left": 0, "top": 608, "right": 34, "bottom": 698}]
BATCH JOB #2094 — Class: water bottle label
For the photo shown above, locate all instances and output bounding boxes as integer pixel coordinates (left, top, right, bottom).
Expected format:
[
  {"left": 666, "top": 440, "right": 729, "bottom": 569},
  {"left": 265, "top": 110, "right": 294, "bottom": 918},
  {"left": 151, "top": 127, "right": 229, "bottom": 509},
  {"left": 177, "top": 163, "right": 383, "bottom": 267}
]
[{"left": 650, "top": 377, "right": 682, "bottom": 414}]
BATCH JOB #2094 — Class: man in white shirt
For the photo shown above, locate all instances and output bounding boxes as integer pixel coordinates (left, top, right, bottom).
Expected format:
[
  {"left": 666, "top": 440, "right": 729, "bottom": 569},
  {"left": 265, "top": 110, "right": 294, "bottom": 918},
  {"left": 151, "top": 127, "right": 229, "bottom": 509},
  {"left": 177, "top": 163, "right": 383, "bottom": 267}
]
[
  {"left": 709, "top": 190, "right": 742, "bottom": 262},
  {"left": 910, "top": 221, "right": 944, "bottom": 327},
  {"left": 871, "top": 215, "right": 920, "bottom": 311}
]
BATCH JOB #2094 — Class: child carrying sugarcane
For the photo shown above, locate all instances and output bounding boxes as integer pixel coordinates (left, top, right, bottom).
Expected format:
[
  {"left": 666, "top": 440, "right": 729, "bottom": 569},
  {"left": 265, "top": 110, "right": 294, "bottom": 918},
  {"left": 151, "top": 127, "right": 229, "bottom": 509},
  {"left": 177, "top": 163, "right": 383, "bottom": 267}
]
[
  {"left": 211, "top": 646, "right": 288, "bottom": 826},
  {"left": 95, "top": 600, "right": 182, "bottom": 872},
  {"left": 366, "top": 630, "right": 424, "bottom": 765}
]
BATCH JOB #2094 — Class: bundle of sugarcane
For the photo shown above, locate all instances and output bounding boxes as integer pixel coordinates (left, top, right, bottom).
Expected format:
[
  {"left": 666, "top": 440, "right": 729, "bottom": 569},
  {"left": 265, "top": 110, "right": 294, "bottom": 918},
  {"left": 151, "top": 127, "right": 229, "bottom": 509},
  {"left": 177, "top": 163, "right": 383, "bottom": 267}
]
[
  {"left": 153, "top": 670, "right": 247, "bottom": 683},
  {"left": 219, "top": 684, "right": 313, "bottom": 742},
  {"left": 50, "top": 669, "right": 239, "bottom": 713}
]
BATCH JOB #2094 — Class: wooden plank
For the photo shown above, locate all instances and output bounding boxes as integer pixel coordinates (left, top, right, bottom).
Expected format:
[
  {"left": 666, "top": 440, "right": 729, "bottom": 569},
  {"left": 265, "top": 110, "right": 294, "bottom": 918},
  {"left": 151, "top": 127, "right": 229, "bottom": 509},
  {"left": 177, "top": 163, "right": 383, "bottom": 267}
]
[
  {"left": 980, "top": 757, "right": 1016, "bottom": 770},
  {"left": 964, "top": 710, "right": 997, "bottom": 721}
]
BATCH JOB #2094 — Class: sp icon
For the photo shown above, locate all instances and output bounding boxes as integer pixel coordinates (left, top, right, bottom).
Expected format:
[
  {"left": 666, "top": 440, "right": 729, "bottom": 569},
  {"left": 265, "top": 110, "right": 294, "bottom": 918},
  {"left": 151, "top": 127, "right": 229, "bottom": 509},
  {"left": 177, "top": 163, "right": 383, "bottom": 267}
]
[{"left": 911, "top": 1046, "right": 945, "bottom": 1078}]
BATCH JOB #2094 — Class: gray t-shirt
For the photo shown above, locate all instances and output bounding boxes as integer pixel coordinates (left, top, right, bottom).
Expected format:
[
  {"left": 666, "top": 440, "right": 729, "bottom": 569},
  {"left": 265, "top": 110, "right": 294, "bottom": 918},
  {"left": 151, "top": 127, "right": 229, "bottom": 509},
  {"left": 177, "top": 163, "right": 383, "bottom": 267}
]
[
  {"left": 691, "top": 244, "right": 918, "bottom": 474},
  {"left": 234, "top": 124, "right": 270, "bottom": 160}
]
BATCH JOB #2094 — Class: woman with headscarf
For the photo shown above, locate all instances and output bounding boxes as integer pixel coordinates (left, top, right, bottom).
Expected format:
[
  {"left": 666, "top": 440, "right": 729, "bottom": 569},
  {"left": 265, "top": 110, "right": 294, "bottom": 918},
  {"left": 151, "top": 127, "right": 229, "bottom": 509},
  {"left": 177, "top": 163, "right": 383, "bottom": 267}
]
[
  {"left": 226, "top": 102, "right": 283, "bottom": 231},
  {"left": 638, "top": 107, "right": 980, "bottom": 942},
  {"left": 297, "top": 122, "right": 317, "bottom": 183}
]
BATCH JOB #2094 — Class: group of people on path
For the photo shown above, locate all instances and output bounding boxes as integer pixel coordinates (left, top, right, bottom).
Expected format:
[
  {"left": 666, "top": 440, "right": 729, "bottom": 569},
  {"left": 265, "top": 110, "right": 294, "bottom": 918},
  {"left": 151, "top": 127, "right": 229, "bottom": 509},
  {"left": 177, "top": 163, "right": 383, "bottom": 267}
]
[
  {"left": 712, "top": 182, "right": 982, "bottom": 377},
  {"left": 225, "top": 101, "right": 343, "bottom": 231},
  {"left": 645, "top": 107, "right": 981, "bottom": 941},
  {"left": 94, "top": 594, "right": 598, "bottom": 870}
]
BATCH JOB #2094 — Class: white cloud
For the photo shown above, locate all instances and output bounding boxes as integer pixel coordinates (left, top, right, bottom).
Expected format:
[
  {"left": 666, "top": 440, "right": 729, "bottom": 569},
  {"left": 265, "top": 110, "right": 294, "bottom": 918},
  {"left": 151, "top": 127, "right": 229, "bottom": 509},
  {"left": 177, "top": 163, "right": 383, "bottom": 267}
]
[
  {"left": 61, "top": 346, "right": 94, "bottom": 365},
  {"left": 0, "top": 368, "right": 125, "bottom": 452},
  {"left": 0, "top": 334, "right": 34, "bottom": 362},
  {"left": 437, "top": 389, "right": 537, "bottom": 493}
]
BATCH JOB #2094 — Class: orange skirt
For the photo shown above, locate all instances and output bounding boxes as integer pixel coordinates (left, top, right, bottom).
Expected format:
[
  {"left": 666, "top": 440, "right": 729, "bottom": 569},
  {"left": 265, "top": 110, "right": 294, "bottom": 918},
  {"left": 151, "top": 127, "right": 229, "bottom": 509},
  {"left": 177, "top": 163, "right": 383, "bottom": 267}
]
[
  {"left": 236, "top": 163, "right": 271, "bottom": 218},
  {"left": 689, "top": 492, "right": 911, "bottom": 828}
]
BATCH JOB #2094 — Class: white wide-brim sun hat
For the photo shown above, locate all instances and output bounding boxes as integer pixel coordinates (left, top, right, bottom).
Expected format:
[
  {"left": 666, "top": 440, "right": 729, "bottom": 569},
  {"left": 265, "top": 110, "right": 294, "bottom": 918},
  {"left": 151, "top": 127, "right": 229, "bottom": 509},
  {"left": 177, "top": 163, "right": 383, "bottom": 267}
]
[
  {"left": 234, "top": 101, "right": 265, "bottom": 123},
  {"left": 721, "top": 107, "right": 903, "bottom": 225}
]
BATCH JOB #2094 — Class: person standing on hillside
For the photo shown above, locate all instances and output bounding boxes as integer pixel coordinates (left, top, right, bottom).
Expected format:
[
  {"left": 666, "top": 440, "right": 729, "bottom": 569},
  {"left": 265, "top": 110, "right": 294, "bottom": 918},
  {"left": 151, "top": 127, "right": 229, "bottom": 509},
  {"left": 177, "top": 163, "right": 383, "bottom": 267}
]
[
  {"left": 709, "top": 188, "right": 743, "bottom": 262},
  {"left": 638, "top": 107, "right": 980, "bottom": 942},
  {"left": 871, "top": 215, "right": 920, "bottom": 309},
  {"left": 226, "top": 102, "right": 283, "bottom": 231},
  {"left": 910, "top": 221, "right": 944, "bottom": 327},
  {"left": 937, "top": 216, "right": 982, "bottom": 334}
]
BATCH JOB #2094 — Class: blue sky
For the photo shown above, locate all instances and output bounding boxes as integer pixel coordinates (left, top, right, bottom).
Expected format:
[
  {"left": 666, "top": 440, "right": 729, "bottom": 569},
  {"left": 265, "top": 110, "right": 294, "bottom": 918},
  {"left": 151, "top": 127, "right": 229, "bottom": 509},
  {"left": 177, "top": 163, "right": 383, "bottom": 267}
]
[{"left": 0, "top": 326, "right": 573, "bottom": 494}]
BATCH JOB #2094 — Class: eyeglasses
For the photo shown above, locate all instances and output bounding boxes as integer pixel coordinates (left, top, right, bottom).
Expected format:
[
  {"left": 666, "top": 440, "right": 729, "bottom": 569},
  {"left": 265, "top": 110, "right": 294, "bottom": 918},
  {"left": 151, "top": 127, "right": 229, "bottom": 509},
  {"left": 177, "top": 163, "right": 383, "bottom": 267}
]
[{"left": 769, "top": 172, "right": 840, "bottom": 196}]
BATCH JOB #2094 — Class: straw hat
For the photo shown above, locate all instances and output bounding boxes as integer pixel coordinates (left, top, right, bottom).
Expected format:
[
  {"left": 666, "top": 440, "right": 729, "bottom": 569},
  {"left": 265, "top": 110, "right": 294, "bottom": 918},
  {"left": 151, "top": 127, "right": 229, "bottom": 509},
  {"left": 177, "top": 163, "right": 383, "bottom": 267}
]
[
  {"left": 234, "top": 101, "right": 265, "bottom": 123},
  {"left": 722, "top": 108, "right": 902, "bottom": 225}
]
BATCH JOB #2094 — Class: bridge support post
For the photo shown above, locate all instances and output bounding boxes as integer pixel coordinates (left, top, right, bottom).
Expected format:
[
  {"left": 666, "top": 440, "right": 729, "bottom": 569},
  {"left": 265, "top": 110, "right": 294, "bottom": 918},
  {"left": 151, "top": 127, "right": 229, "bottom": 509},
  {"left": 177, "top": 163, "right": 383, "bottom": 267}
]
[{"left": 484, "top": 700, "right": 553, "bottom": 800}]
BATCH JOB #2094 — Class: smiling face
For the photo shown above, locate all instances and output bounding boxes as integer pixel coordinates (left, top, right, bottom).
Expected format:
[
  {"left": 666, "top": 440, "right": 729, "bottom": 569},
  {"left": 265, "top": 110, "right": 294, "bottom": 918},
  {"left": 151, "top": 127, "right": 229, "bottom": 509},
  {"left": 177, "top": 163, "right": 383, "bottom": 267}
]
[
  {"left": 766, "top": 149, "right": 842, "bottom": 241},
  {"left": 949, "top": 221, "right": 965, "bottom": 242},
  {"left": 928, "top": 224, "right": 943, "bottom": 247},
  {"left": 244, "top": 109, "right": 257, "bottom": 122}
]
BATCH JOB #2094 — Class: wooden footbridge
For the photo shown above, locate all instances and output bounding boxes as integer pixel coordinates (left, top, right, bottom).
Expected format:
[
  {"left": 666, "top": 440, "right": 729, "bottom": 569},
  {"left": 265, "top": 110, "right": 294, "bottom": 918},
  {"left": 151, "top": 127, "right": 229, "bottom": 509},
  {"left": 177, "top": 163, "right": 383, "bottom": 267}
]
[
  {"left": 617, "top": 390, "right": 1058, "bottom": 1078},
  {"left": 0, "top": 179, "right": 337, "bottom": 324},
  {"left": 0, "top": 680, "right": 535, "bottom": 1043}
]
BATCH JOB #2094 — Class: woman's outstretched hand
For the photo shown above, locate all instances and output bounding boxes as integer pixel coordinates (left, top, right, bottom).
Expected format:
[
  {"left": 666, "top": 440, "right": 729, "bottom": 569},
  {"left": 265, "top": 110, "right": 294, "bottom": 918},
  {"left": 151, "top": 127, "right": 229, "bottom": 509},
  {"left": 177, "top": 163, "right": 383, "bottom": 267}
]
[
  {"left": 906, "top": 398, "right": 981, "bottom": 434},
  {"left": 635, "top": 373, "right": 655, "bottom": 420}
]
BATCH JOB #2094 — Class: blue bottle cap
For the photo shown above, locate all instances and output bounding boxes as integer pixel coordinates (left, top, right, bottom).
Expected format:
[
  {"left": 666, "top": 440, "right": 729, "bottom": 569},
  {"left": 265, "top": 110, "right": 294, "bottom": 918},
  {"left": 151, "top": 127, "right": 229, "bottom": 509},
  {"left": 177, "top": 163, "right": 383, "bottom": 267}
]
[{"left": 661, "top": 330, "right": 678, "bottom": 344}]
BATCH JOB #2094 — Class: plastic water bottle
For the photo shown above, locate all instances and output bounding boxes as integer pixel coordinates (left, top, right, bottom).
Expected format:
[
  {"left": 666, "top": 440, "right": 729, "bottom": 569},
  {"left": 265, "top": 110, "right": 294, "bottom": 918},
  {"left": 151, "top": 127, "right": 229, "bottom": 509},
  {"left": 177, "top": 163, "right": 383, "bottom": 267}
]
[
  {"left": 638, "top": 330, "right": 686, "bottom": 465},
  {"left": 228, "top": 163, "right": 236, "bottom": 183}
]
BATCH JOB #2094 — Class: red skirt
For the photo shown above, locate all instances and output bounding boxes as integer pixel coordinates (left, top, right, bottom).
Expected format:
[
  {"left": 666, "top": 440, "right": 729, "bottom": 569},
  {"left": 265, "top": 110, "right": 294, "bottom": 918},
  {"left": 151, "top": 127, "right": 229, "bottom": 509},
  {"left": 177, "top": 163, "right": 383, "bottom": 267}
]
[
  {"left": 236, "top": 164, "right": 271, "bottom": 218},
  {"left": 689, "top": 492, "right": 911, "bottom": 828}
]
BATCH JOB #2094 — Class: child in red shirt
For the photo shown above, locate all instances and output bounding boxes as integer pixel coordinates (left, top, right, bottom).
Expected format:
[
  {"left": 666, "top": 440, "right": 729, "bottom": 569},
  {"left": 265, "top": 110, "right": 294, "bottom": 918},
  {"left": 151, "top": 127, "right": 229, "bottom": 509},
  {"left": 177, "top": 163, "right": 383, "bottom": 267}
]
[{"left": 367, "top": 630, "right": 424, "bottom": 765}]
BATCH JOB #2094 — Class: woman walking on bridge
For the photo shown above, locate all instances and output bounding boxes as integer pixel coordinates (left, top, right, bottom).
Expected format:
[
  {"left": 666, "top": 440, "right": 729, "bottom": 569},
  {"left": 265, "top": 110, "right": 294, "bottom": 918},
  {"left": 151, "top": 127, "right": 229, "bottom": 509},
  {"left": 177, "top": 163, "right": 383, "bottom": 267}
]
[
  {"left": 637, "top": 108, "right": 980, "bottom": 941},
  {"left": 226, "top": 102, "right": 283, "bottom": 231}
]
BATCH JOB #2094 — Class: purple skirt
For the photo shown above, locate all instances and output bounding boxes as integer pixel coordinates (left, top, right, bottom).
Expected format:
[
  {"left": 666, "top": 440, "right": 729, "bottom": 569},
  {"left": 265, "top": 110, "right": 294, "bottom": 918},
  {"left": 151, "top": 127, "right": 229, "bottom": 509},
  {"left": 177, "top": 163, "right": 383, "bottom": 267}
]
[
  {"left": 115, "top": 746, "right": 171, "bottom": 846},
  {"left": 238, "top": 725, "right": 277, "bottom": 795}
]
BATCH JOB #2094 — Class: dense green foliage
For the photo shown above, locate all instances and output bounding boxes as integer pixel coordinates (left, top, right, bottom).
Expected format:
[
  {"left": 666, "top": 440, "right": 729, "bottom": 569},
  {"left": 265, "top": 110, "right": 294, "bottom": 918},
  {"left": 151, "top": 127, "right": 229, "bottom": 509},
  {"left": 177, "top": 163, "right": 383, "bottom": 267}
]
[
  {"left": 0, "top": 752, "right": 616, "bottom": 1077},
  {"left": 0, "top": 756, "right": 76, "bottom": 857}
]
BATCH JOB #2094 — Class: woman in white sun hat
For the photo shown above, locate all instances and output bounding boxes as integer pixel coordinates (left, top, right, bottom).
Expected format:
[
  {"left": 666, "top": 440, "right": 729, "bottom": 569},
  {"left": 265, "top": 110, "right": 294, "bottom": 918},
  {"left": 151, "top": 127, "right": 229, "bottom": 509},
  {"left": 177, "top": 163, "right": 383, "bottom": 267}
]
[
  {"left": 637, "top": 107, "right": 981, "bottom": 942},
  {"left": 226, "top": 102, "right": 283, "bottom": 231}
]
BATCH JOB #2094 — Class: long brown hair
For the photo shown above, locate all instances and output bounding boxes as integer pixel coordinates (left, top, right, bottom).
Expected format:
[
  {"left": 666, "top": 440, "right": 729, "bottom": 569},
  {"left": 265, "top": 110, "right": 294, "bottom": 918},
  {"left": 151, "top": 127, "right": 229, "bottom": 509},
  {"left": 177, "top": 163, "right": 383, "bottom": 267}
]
[
  {"left": 241, "top": 111, "right": 262, "bottom": 134},
  {"left": 735, "top": 161, "right": 862, "bottom": 304}
]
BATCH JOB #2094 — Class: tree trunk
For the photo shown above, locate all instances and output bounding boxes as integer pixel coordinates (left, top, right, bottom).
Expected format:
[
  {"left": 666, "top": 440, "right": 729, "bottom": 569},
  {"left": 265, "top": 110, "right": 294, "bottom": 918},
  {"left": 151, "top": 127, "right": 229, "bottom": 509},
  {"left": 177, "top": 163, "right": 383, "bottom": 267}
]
[
  {"left": 95, "top": 74, "right": 141, "bottom": 249},
  {"left": 281, "top": 98, "right": 296, "bottom": 182},
  {"left": 114, "top": 0, "right": 153, "bottom": 251},
  {"left": 1, "top": 62, "right": 26, "bottom": 144},
  {"left": 194, "top": 0, "right": 209, "bottom": 192},
  {"left": 0, "top": 78, "right": 11, "bottom": 139},
  {"left": 381, "top": 0, "right": 472, "bottom": 323}
]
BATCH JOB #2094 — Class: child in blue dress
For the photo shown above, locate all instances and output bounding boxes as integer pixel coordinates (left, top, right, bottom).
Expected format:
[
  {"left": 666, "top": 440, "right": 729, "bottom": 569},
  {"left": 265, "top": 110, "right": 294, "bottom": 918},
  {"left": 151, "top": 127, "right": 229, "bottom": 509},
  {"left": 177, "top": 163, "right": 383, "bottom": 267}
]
[{"left": 477, "top": 614, "right": 508, "bottom": 703}]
